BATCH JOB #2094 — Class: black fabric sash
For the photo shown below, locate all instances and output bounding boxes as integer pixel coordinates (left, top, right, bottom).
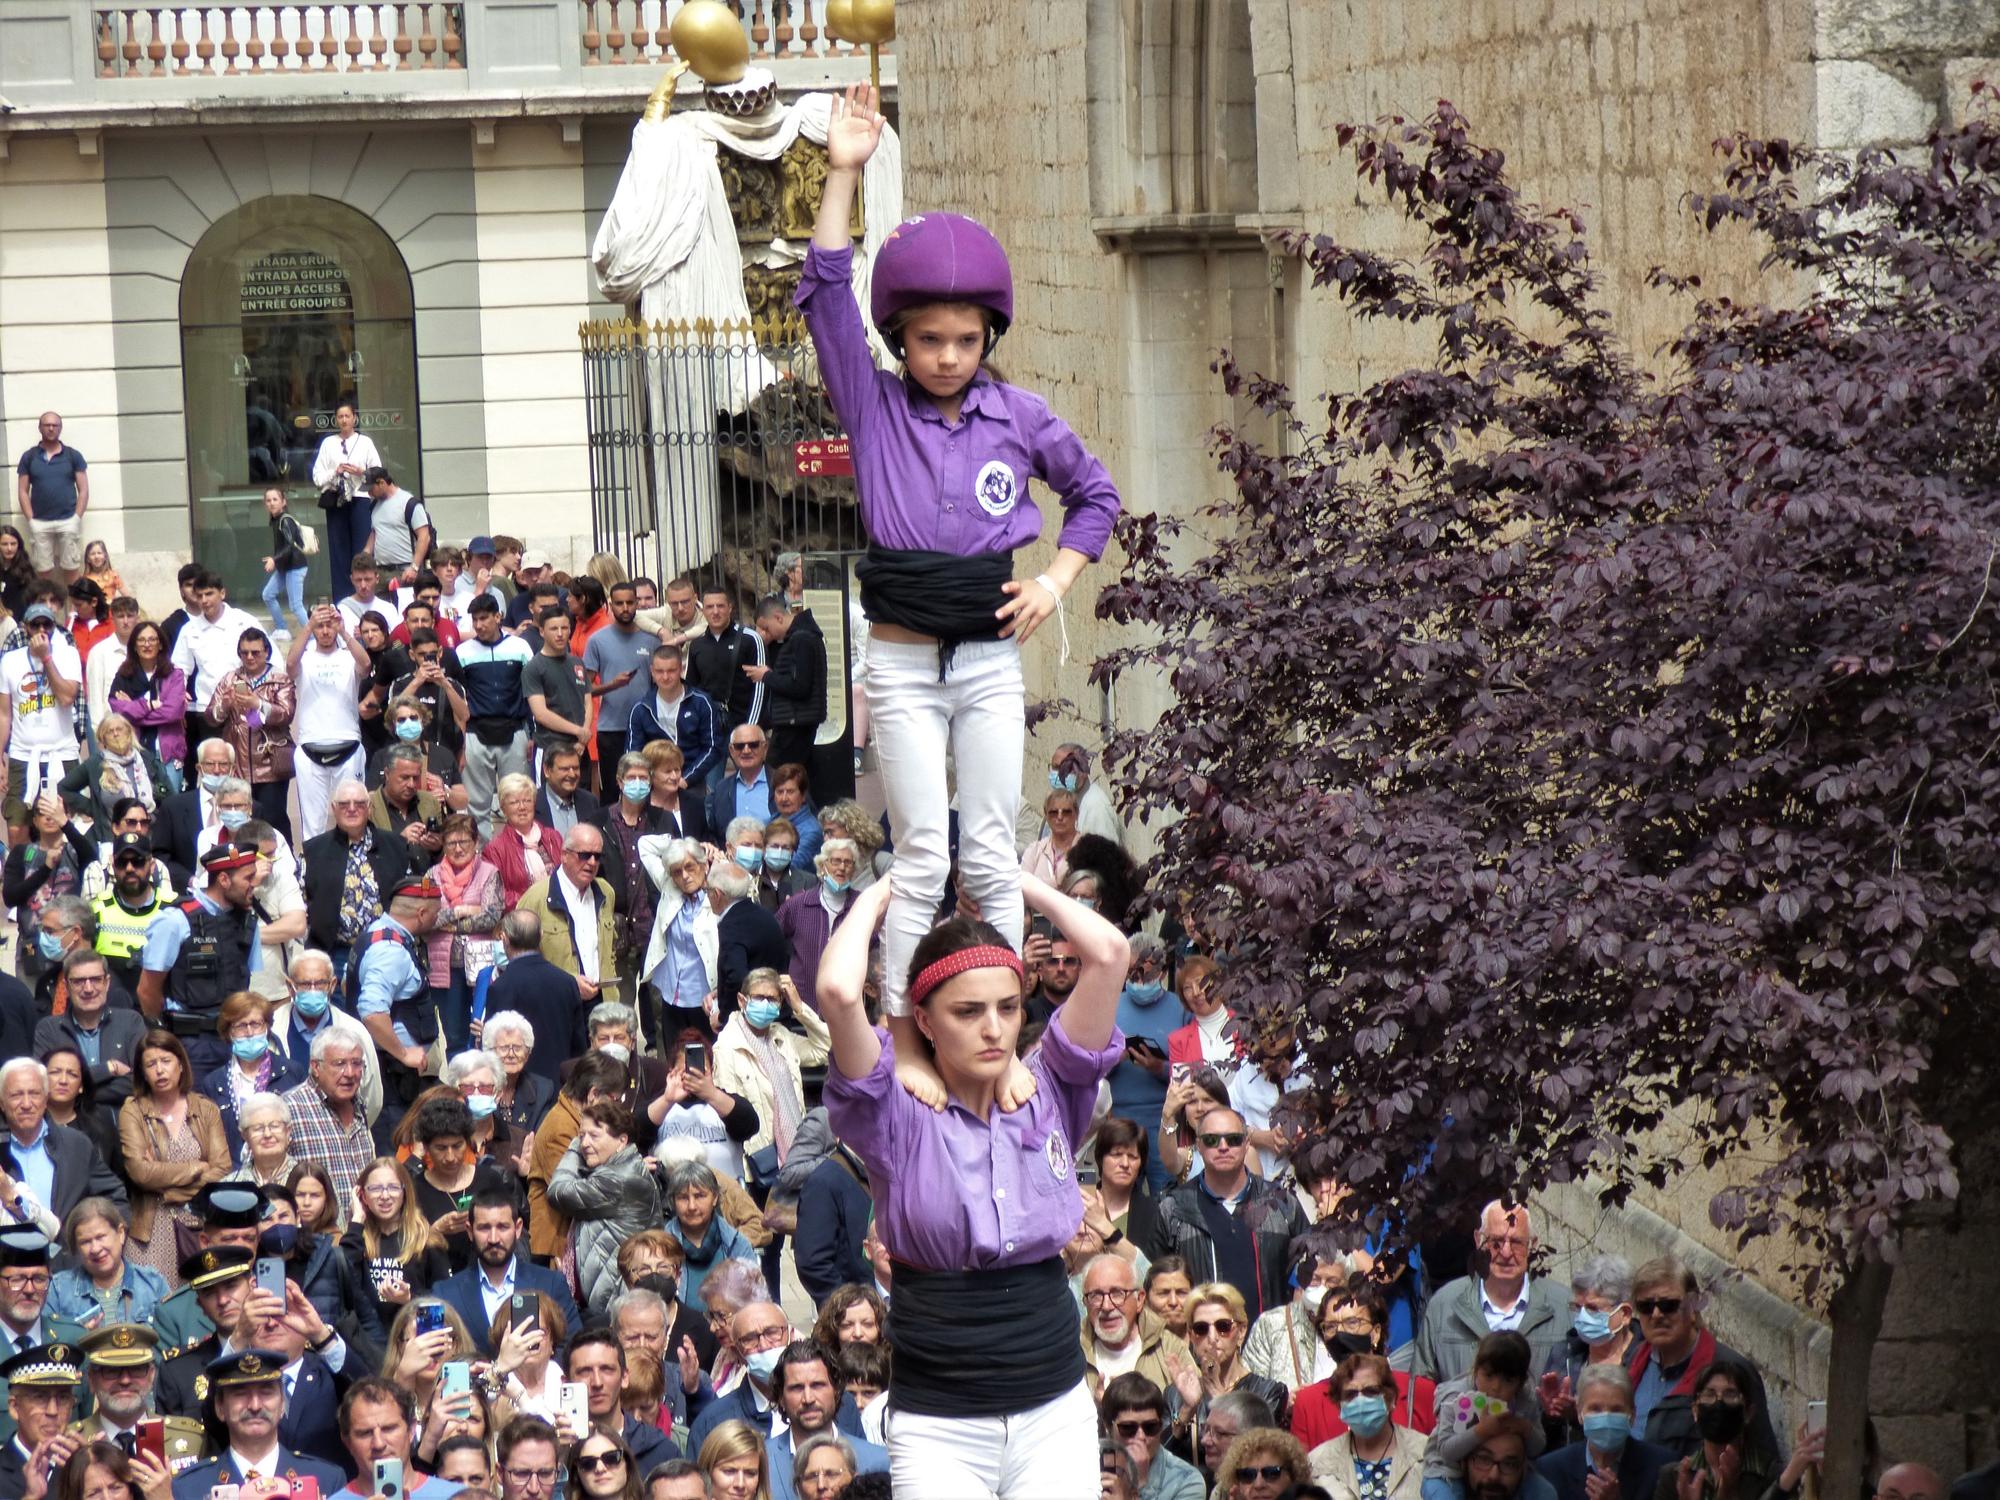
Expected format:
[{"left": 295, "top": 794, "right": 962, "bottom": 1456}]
[
  {"left": 856, "top": 545, "right": 1012, "bottom": 679},
  {"left": 887, "top": 1255, "right": 1083, "bottom": 1417}
]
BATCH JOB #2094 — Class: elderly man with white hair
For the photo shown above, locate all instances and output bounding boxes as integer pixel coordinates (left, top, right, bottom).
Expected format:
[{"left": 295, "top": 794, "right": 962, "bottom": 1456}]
[
  {"left": 300, "top": 777, "right": 411, "bottom": 989},
  {"left": 773, "top": 835, "right": 858, "bottom": 1008},
  {"left": 515, "top": 820, "right": 621, "bottom": 1007},
  {"left": 639, "top": 834, "right": 716, "bottom": 1041},
  {"left": 1412, "top": 1202, "right": 1571, "bottom": 1382},
  {"left": 280, "top": 1024, "right": 376, "bottom": 1208},
  {"left": 270, "top": 947, "right": 383, "bottom": 1127},
  {"left": 705, "top": 857, "right": 787, "bottom": 1034},
  {"left": 0, "top": 1054, "right": 126, "bottom": 1226}
]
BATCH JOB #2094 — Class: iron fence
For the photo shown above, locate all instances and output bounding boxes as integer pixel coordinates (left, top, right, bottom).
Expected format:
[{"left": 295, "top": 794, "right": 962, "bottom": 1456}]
[{"left": 579, "top": 311, "right": 862, "bottom": 607}]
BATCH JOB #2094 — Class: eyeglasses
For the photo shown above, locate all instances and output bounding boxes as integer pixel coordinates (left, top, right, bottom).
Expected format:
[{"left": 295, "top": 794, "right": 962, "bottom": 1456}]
[
  {"left": 0, "top": 1273, "right": 49, "bottom": 1292},
  {"left": 1322, "top": 1313, "right": 1375, "bottom": 1334},
  {"left": 1634, "top": 1297, "right": 1684, "bottom": 1316},
  {"left": 1083, "top": 1288, "right": 1137, "bottom": 1307},
  {"left": 1694, "top": 1392, "right": 1745, "bottom": 1409},
  {"left": 574, "top": 1453, "right": 625, "bottom": 1473},
  {"left": 1197, "top": 1132, "right": 1247, "bottom": 1148},
  {"left": 1189, "top": 1318, "right": 1236, "bottom": 1338},
  {"left": 1114, "top": 1418, "right": 1162, "bottom": 1438},
  {"left": 502, "top": 1468, "right": 558, "bottom": 1488},
  {"left": 1243, "top": 1466, "right": 1287, "bottom": 1483},
  {"left": 737, "top": 1324, "right": 789, "bottom": 1351},
  {"left": 1045, "top": 957, "right": 1080, "bottom": 968}
]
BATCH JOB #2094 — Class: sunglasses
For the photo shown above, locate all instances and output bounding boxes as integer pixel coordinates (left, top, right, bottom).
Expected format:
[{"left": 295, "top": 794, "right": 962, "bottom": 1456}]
[
  {"left": 1635, "top": 1297, "right": 1684, "bottom": 1316},
  {"left": 1197, "top": 1132, "right": 1248, "bottom": 1148},
  {"left": 1189, "top": 1318, "right": 1236, "bottom": 1338},
  {"left": 569, "top": 850, "right": 602, "bottom": 861},
  {"left": 575, "top": 1453, "right": 625, "bottom": 1473},
  {"left": 1245, "top": 1466, "right": 1287, "bottom": 1483},
  {"left": 1114, "top": 1419, "right": 1162, "bottom": 1438}
]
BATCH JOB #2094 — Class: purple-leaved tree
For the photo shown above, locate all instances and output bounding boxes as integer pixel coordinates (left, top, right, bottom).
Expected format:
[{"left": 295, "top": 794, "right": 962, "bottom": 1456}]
[{"left": 1097, "top": 100, "right": 2000, "bottom": 1491}]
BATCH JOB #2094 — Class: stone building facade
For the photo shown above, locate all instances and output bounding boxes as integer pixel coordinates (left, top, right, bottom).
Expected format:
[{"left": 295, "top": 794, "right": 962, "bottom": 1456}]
[{"left": 890, "top": 0, "right": 2000, "bottom": 1478}]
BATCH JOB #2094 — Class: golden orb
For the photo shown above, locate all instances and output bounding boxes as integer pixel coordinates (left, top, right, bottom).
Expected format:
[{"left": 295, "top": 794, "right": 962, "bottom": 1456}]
[
  {"left": 824, "top": 0, "right": 855, "bottom": 42},
  {"left": 670, "top": 0, "right": 749, "bottom": 84},
  {"left": 847, "top": 0, "right": 893, "bottom": 44}
]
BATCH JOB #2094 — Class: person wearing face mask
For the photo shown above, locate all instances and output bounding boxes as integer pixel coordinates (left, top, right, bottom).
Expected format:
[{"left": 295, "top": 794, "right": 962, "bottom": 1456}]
[
  {"left": 555, "top": 1003, "right": 671, "bottom": 1144},
  {"left": 270, "top": 950, "right": 384, "bottom": 1131},
  {"left": 255, "top": 1179, "right": 388, "bottom": 1390},
  {"left": 1305, "top": 1351, "right": 1430, "bottom": 1500},
  {"left": 1292, "top": 1282, "right": 1438, "bottom": 1450},
  {"left": 1620, "top": 1260, "right": 1777, "bottom": 1463},
  {"left": 1535, "top": 1365, "right": 1672, "bottom": 1500},
  {"left": 196, "top": 991, "right": 307, "bottom": 1162},
  {"left": 1243, "top": 1250, "right": 1358, "bottom": 1399},
  {"left": 4, "top": 791, "right": 93, "bottom": 987},
  {"left": 755, "top": 818, "right": 808, "bottom": 911},
  {"left": 1017, "top": 742, "right": 1124, "bottom": 851},
  {"left": 240, "top": 822, "right": 309, "bottom": 1011},
  {"left": 1109, "top": 933, "right": 1185, "bottom": 1196},
  {"left": 774, "top": 837, "right": 859, "bottom": 1010},
  {"left": 189, "top": 778, "right": 256, "bottom": 892},
  {"left": 1655, "top": 1361, "right": 1779, "bottom": 1500},
  {"left": 1539, "top": 1256, "right": 1639, "bottom": 1448},
  {"left": 713, "top": 969, "right": 826, "bottom": 1298}
]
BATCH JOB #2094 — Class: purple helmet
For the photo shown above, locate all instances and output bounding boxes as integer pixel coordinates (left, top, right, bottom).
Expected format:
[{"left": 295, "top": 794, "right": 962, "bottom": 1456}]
[{"left": 868, "top": 213, "right": 1014, "bottom": 349}]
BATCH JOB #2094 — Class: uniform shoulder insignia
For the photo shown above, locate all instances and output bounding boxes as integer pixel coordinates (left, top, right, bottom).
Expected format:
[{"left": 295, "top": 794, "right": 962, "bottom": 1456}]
[{"left": 193, "top": 1373, "right": 208, "bottom": 1401}]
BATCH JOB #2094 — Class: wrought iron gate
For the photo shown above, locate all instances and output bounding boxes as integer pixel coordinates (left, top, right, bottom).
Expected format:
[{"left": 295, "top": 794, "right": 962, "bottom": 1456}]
[{"left": 579, "top": 310, "right": 863, "bottom": 607}]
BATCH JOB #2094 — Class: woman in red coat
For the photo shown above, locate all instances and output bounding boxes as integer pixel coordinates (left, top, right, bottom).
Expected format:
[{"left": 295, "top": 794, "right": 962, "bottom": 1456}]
[{"left": 483, "top": 771, "right": 565, "bottom": 905}]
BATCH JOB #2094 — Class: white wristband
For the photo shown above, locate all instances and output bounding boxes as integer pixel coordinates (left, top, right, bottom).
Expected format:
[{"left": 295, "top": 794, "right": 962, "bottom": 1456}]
[{"left": 1033, "top": 573, "right": 1066, "bottom": 601}]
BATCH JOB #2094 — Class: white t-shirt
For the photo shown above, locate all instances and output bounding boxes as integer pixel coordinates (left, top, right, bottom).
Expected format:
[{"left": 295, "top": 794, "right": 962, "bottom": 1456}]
[
  {"left": 556, "top": 868, "right": 599, "bottom": 978},
  {"left": 1095, "top": 1334, "right": 1143, "bottom": 1381},
  {"left": 0, "top": 641, "right": 83, "bottom": 756},
  {"left": 337, "top": 592, "right": 403, "bottom": 635},
  {"left": 293, "top": 645, "right": 364, "bottom": 746},
  {"left": 1229, "top": 1058, "right": 1308, "bottom": 1181},
  {"left": 170, "top": 605, "right": 261, "bottom": 706}
]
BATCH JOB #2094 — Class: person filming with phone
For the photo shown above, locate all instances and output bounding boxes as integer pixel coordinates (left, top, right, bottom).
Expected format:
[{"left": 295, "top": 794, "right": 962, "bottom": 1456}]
[{"left": 331, "top": 1377, "right": 458, "bottom": 1500}]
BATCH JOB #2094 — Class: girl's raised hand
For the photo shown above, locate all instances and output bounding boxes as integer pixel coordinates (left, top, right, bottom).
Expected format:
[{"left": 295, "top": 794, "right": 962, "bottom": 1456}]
[{"left": 827, "top": 82, "right": 885, "bottom": 172}]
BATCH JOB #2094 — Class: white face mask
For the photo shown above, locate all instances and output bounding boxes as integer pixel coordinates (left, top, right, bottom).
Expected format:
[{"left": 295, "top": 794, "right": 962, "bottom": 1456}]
[{"left": 1302, "top": 1284, "right": 1330, "bottom": 1316}]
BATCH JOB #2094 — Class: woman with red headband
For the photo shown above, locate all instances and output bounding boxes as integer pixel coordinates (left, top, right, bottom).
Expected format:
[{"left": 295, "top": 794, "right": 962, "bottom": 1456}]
[{"left": 817, "top": 869, "right": 1130, "bottom": 1499}]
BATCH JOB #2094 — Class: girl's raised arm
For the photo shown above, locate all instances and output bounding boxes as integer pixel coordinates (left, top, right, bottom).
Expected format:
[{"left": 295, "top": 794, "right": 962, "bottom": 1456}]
[
  {"left": 1021, "top": 871, "right": 1128, "bottom": 1051},
  {"left": 818, "top": 874, "right": 893, "bottom": 1080}
]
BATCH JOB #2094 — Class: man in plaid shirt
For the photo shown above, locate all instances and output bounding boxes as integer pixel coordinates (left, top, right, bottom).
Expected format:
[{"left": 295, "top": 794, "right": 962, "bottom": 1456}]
[{"left": 282, "top": 1027, "right": 376, "bottom": 1206}]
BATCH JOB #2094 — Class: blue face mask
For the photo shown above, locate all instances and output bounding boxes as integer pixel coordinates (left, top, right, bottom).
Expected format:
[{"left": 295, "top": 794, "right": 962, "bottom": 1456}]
[
  {"left": 821, "top": 875, "right": 850, "bottom": 897},
  {"left": 465, "top": 1092, "right": 498, "bottom": 1120},
  {"left": 1573, "top": 1306, "right": 1616, "bottom": 1345},
  {"left": 1074, "top": 896, "right": 1098, "bottom": 911},
  {"left": 34, "top": 930, "right": 64, "bottom": 961},
  {"left": 292, "top": 989, "right": 331, "bottom": 1019},
  {"left": 765, "top": 847, "right": 794, "bottom": 871},
  {"left": 622, "top": 778, "right": 651, "bottom": 804},
  {"left": 394, "top": 718, "right": 424, "bottom": 742},
  {"left": 744, "top": 997, "right": 783, "bottom": 1029},
  {"left": 1127, "top": 979, "right": 1166, "bottom": 1003},
  {"left": 745, "top": 1347, "right": 783, "bottom": 1384},
  {"left": 258, "top": 1224, "right": 299, "bottom": 1258},
  {"left": 231, "top": 1034, "right": 269, "bottom": 1063},
  {"left": 201, "top": 773, "right": 228, "bottom": 794},
  {"left": 1048, "top": 770, "right": 1079, "bottom": 793},
  {"left": 220, "top": 809, "right": 250, "bottom": 830},
  {"left": 1582, "top": 1413, "right": 1632, "bottom": 1455},
  {"left": 733, "top": 846, "right": 764, "bottom": 873},
  {"left": 1340, "top": 1394, "right": 1390, "bottom": 1440}
]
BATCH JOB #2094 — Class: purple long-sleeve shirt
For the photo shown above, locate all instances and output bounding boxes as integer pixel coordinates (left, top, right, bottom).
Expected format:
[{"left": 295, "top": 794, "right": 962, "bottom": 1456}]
[
  {"left": 823, "top": 1010, "right": 1124, "bottom": 1273},
  {"left": 795, "top": 242, "right": 1123, "bottom": 561}
]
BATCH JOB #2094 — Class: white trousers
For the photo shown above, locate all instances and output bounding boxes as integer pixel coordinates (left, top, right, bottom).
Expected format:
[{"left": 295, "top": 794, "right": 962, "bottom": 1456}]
[
  {"left": 885, "top": 1380, "right": 1098, "bottom": 1499},
  {"left": 866, "top": 635, "right": 1025, "bottom": 1015},
  {"left": 295, "top": 744, "right": 365, "bottom": 842}
]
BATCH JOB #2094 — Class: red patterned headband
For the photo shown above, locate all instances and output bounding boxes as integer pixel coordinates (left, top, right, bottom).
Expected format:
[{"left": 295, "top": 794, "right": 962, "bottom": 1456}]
[{"left": 910, "top": 944, "right": 1027, "bottom": 1006}]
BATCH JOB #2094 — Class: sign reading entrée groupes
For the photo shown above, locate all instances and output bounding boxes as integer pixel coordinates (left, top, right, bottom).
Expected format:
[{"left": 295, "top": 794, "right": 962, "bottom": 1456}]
[{"left": 794, "top": 438, "right": 855, "bottom": 477}]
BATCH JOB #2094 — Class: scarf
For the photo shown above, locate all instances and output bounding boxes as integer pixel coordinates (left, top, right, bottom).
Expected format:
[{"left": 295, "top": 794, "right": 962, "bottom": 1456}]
[
  {"left": 436, "top": 855, "right": 480, "bottom": 909},
  {"left": 855, "top": 545, "right": 1012, "bottom": 678},
  {"left": 97, "top": 746, "right": 154, "bottom": 811},
  {"left": 748, "top": 1028, "right": 803, "bottom": 1163}
]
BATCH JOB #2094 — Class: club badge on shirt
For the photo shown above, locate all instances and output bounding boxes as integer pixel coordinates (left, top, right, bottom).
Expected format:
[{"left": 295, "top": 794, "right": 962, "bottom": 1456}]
[
  {"left": 975, "top": 460, "right": 1018, "bottom": 517},
  {"left": 1045, "top": 1127, "right": 1072, "bottom": 1183}
]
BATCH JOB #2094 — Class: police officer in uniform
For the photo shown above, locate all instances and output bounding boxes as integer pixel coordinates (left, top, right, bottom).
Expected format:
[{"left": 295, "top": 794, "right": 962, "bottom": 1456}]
[
  {"left": 153, "top": 1189, "right": 266, "bottom": 1361},
  {"left": 91, "top": 832, "right": 173, "bottom": 995},
  {"left": 71, "top": 1322, "right": 207, "bottom": 1475},
  {"left": 169, "top": 1348, "right": 346, "bottom": 1500},
  {"left": 352, "top": 877, "right": 443, "bottom": 1143},
  {"left": 136, "top": 844, "right": 264, "bottom": 1074},
  {"left": 0, "top": 1341, "right": 82, "bottom": 1498}
]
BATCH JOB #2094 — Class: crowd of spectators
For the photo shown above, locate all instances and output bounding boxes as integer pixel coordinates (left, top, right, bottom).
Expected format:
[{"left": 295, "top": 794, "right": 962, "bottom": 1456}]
[{"left": 0, "top": 412, "right": 1944, "bottom": 1500}]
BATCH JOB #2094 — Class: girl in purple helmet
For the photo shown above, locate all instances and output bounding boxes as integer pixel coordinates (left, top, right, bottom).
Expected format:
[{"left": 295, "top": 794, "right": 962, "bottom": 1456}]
[{"left": 797, "top": 82, "right": 1123, "bottom": 1105}]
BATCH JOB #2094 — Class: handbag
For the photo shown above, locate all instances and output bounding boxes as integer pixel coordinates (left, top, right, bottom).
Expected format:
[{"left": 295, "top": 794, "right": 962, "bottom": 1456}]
[
  {"left": 298, "top": 520, "right": 320, "bottom": 556},
  {"left": 318, "top": 485, "right": 344, "bottom": 511}
]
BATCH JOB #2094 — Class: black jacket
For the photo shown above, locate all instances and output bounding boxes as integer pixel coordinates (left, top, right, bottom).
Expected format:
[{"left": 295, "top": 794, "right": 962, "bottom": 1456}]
[
  {"left": 686, "top": 625, "right": 762, "bottom": 731},
  {"left": 487, "top": 954, "right": 587, "bottom": 1084},
  {"left": 715, "top": 898, "right": 789, "bottom": 1027},
  {"left": 536, "top": 785, "right": 603, "bottom": 828},
  {"left": 301, "top": 825, "right": 411, "bottom": 952},
  {"left": 150, "top": 788, "right": 206, "bottom": 887},
  {"left": 0, "top": 1118, "right": 128, "bottom": 1226},
  {"left": 764, "top": 610, "right": 827, "bottom": 728},
  {"left": 794, "top": 1145, "right": 871, "bottom": 1307}
]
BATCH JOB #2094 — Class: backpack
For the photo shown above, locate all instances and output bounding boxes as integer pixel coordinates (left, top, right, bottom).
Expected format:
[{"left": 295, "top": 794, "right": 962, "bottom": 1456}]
[{"left": 296, "top": 519, "right": 319, "bottom": 556}]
